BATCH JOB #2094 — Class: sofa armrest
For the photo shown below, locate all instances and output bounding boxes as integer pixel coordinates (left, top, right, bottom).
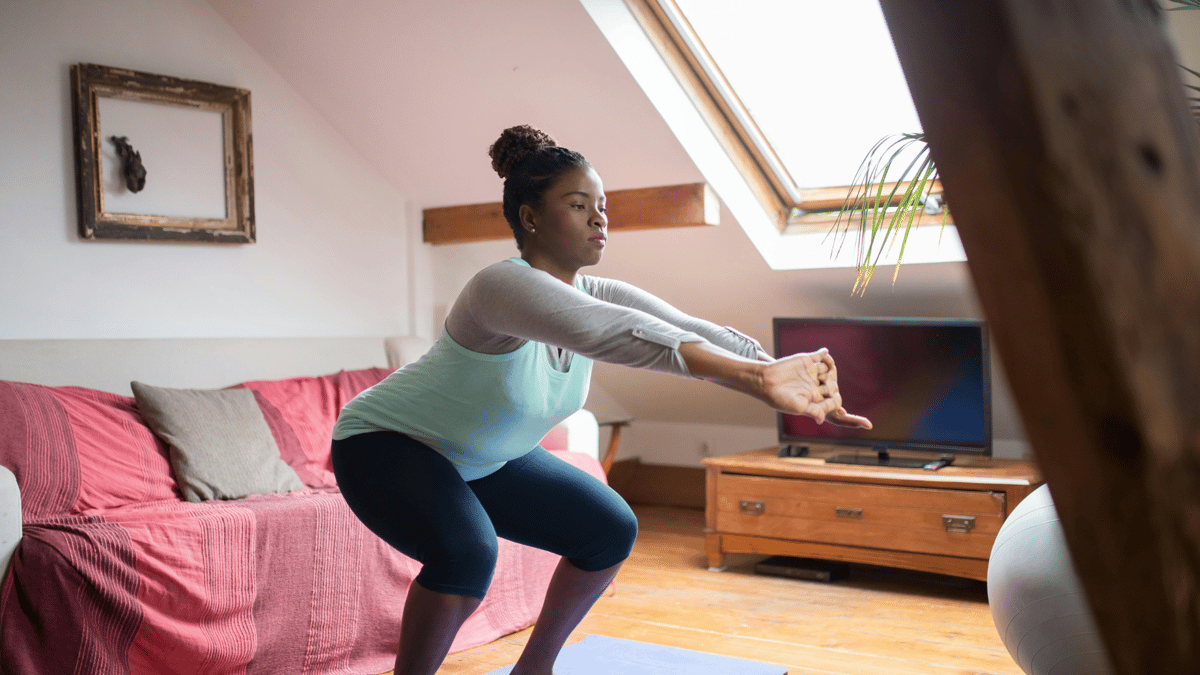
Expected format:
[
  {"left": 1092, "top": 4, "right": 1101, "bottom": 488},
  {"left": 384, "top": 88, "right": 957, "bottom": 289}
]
[
  {"left": 383, "top": 336, "right": 434, "bottom": 370},
  {"left": 557, "top": 409, "right": 600, "bottom": 463},
  {"left": 0, "top": 464, "right": 20, "bottom": 620}
]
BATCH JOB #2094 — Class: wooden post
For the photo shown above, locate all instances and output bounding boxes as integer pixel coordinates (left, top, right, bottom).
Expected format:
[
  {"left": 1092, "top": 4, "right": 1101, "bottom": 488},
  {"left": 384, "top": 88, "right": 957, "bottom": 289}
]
[{"left": 877, "top": 1, "right": 1200, "bottom": 672}]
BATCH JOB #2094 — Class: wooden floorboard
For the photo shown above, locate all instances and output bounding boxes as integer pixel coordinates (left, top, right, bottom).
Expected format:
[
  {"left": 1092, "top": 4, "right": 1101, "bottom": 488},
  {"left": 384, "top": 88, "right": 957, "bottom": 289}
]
[{"left": 387, "top": 505, "right": 1020, "bottom": 675}]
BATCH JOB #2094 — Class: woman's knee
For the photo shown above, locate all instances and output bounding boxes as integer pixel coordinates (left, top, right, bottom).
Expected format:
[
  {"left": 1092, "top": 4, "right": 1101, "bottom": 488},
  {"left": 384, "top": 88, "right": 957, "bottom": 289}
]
[
  {"left": 416, "top": 533, "right": 499, "bottom": 599},
  {"left": 572, "top": 495, "right": 638, "bottom": 571},
  {"left": 609, "top": 498, "right": 639, "bottom": 558}
]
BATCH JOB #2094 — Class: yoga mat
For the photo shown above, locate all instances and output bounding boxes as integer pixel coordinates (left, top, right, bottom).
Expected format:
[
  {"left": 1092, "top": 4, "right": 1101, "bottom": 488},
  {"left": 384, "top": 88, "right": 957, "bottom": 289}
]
[{"left": 482, "top": 634, "right": 788, "bottom": 674}]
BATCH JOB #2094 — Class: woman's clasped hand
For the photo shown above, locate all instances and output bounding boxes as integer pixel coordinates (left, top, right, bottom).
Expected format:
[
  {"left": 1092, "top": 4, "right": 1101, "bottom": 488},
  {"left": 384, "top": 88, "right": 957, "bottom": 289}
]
[{"left": 761, "top": 348, "right": 872, "bottom": 429}]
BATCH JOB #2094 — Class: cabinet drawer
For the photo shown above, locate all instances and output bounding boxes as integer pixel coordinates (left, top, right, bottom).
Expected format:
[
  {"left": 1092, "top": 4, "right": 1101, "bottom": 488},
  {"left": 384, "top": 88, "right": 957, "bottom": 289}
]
[{"left": 714, "top": 473, "right": 1006, "bottom": 559}]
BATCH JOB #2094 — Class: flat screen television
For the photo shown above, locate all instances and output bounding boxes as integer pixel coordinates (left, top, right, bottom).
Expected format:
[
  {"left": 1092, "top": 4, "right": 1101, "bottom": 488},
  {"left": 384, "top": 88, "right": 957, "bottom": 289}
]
[{"left": 774, "top": 317, "right": 991, "bottom": 468}]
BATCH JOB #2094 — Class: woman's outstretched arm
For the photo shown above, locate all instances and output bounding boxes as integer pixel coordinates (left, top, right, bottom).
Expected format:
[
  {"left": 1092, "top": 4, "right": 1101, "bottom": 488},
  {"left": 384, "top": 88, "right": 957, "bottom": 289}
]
[
  {"left": 581, "top": 275, "right": 771, "bottom": 361},
  {"left": 678, "top": 341, "right": 872, "bottom": 428},
  {"left": 454, "top": 261, "right": 871, "bottom": 427}
]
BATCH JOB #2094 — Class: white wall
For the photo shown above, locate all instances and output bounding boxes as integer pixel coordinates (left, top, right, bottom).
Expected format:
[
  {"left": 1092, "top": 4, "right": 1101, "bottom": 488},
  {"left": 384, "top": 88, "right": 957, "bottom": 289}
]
[
  {"left": 0, "top": 0, "right": 412, "bottom": 340},
  {"left": 620, "top": 421, "right": 776, "bottom": 466}
]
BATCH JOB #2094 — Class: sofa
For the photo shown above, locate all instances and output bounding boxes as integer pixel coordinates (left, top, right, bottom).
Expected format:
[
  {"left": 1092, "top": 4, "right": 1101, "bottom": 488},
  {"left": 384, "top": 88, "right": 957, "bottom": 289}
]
[{"left": 0, "top": 338, "right": 606, "bottom": 675}]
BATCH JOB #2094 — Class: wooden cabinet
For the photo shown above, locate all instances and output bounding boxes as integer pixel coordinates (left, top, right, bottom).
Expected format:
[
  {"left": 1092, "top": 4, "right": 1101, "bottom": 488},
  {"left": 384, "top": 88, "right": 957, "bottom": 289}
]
[{"left": 703, "top": 447, "right": 1043, "bottom": 581}]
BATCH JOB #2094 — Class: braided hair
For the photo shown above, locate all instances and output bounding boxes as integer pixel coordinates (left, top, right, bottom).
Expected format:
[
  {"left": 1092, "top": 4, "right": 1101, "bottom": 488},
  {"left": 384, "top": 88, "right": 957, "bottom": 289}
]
[{"left": 488, "top": 125, "right": 591, "bottom": 250}]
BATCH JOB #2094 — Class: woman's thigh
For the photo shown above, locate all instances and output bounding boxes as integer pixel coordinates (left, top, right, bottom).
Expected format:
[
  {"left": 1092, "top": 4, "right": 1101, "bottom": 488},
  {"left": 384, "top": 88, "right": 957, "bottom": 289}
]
[
  {"left": 331, "top": 431, "right": 499, "bottom": 597},
  {"left": 468, "top": 447, "right": 638, "bottom": 572}
]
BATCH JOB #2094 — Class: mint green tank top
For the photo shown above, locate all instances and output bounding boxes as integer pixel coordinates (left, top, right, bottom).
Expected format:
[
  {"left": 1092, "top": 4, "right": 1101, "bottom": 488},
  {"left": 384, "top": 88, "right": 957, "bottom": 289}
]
[{"left": 332, "top": 263, "right": 593, "bottom": 480}]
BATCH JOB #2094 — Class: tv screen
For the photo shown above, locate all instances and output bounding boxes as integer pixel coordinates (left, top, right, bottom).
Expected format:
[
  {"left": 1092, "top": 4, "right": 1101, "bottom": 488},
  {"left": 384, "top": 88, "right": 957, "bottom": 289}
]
[{"left": 774, "top": 317, "right": 991, "bottom": 465}]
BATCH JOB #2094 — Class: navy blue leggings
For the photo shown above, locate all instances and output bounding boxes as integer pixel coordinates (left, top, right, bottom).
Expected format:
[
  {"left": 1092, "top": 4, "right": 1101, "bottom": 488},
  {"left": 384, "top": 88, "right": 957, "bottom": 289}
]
[{"left": 330, "top": 431, "right": 638, "bottom": 600}]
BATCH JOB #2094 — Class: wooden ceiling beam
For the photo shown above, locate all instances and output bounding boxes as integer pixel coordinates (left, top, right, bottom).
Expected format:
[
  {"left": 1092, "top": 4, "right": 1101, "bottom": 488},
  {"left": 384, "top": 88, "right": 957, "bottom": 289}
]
[{"left": 422, "top": 182, "right": 718, "bottom": 245}]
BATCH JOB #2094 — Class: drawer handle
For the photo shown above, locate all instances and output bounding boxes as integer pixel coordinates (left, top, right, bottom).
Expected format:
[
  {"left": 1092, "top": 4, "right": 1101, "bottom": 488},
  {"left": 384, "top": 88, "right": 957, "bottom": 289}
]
[
  {"left": 739, "top": 500, "right": 765, "bottom": 515},
  {"left": 835, "top": 507, "right": 862, "bottom": 519},
  {"left": 943, "top": 515, "right": 976, "bottom": 533}
]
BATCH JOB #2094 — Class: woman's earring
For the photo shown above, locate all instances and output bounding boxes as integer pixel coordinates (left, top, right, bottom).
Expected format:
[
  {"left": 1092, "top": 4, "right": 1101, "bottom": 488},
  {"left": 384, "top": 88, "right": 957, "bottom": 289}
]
[{"left": 529, "top": 228, "right": 536, "bottom": 234}]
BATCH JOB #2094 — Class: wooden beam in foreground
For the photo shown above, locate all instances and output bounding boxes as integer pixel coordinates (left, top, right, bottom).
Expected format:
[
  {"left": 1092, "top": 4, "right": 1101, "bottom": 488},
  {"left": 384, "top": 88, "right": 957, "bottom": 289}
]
[
  {"left": 879, "top": 1, "right": 1200, "bottom": 673},
  {"left": 422, "top": 182, "right": 718, "bottom": 245}
]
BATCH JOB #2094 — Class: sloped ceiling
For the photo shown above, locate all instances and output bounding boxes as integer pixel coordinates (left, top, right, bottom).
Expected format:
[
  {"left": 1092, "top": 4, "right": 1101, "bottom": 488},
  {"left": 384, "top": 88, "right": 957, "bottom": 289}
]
[
  {"left": 205, "top": 0, "right": 1002, "bottom": 432},
  {"left": 205, "top": 0, "right": 700, "bottom": 208}
]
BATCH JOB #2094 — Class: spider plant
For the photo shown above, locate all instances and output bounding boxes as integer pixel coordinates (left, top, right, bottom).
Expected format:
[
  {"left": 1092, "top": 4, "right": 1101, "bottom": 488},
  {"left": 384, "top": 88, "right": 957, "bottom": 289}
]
[
  {"left": 1184, "top": 63, "right": 1200, "bottom": 124},
  {"left": 831, "top": 0, "right": 1198, "bottom": 296},
  {"left": 827, "top": 133, "right": 947, "bottom": 296},
  {"left": 1172, "top": 0, "right": 1200, "bottom": 124}
]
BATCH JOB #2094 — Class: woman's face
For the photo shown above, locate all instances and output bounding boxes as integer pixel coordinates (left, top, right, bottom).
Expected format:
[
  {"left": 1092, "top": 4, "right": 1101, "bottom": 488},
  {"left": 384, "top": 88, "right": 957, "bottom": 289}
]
[{"left": 522, "top": 165, "right": 608, "bottom": 269}]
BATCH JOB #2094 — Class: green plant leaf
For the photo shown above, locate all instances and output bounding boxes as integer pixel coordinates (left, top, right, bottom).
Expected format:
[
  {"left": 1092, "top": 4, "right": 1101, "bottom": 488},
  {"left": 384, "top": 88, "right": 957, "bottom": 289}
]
[
  {"left": 832, "top": 133, "right": 943, "bottom": 296},
  {"left": 1182, "top": 64, "right": 1200, "bottom": 125}
]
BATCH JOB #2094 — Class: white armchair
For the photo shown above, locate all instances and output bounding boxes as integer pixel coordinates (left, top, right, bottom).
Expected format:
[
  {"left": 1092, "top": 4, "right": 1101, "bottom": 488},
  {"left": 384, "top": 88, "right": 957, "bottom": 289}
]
[
  {"left": 558, "top": 409, "right": 600, "bottom": 464},
  {"left": 383, "top": 336, "right": 434, "bottom": 370},
  {"left": 0, "top": 464, "right": 19, "bottom": 631}
]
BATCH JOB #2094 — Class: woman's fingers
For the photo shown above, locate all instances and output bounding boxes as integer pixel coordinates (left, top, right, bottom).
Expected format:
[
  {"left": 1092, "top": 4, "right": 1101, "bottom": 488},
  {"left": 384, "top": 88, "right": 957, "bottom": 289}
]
[
  {"left": 764, "top": 348, "right": 863, "bottom": 427},
  {"left": 799, "top": 351, "right": 865, "bottom": 428},
  {"left": 808, "top": 405, "right": 827, "bottom": 424},
  {"left": 815, "top": 348, "right": 835, "bottom": 370},
  {"left": 829, "top": 407, "right": 873, "bottom": 429}
]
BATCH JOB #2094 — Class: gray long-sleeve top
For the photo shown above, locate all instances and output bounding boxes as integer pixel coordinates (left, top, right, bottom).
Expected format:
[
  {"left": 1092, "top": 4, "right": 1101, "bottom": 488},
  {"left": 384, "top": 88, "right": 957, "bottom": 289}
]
[{"left": 446, "top": 258, "right": 769, "bottom": 372}]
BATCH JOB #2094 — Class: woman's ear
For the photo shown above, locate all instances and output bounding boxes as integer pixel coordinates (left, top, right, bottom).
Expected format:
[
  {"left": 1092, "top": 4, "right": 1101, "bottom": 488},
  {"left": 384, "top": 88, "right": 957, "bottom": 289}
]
[{"left": 518, "top": 203, "right": 538, "bottom": 235}]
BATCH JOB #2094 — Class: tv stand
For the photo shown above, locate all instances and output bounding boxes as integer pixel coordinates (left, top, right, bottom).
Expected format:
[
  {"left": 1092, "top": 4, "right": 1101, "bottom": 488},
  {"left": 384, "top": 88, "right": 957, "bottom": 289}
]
[
  {"left": 703, "top": 446, "right": 1043, "bottom": 580},
  {"left": 825, "top": 445, "right": 955, "bottom": 470}
]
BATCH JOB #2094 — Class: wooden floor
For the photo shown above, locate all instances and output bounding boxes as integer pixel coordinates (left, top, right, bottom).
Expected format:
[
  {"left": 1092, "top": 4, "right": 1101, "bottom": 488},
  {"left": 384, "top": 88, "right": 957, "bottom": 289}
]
[{"left": 401, "top": 505, "right": 1021, "bottom": 675}]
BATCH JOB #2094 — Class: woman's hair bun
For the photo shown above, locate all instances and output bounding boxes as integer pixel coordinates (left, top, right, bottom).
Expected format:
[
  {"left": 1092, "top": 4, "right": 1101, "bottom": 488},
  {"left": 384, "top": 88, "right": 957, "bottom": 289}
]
[{"left": 489, "top": 125, "right": 557, "bottom": 180}]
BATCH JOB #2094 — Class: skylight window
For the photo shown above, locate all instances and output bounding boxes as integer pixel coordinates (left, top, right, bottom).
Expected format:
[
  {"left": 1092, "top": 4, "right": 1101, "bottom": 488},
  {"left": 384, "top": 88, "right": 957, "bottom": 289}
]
[
  {"left": 673, "top": 0, "right": 923, "bottom": 191},
  {"left": 581, "top": 0, "right": 967, "bottom": 271},
  {"left": 637, "top": 0, "right": 941, "bottom": 232}
]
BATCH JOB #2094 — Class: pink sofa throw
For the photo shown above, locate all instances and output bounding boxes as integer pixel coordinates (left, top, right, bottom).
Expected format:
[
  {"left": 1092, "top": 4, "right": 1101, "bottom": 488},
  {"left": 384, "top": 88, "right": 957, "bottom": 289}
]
[{"left": 0, "top": 368, "right": 607, "bottom": 675}]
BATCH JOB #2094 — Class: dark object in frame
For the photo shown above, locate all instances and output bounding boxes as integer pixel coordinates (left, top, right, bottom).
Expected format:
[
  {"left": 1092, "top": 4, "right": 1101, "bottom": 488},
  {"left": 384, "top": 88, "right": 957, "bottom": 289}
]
[
  {"left": 754, "top": 556, "right": 850, "bottom": 582},
  {"left": 109, "top": 136, "right": 146, "bottom": 193},
  {"left": 71, "top": 63, "right": 255, "bottom": 243}
]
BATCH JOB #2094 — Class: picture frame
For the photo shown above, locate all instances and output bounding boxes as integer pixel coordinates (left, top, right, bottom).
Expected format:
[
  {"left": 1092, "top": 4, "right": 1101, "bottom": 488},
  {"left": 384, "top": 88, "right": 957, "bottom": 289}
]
[{"left": 71, "top": 63, "right": 255, "bottom": 243}]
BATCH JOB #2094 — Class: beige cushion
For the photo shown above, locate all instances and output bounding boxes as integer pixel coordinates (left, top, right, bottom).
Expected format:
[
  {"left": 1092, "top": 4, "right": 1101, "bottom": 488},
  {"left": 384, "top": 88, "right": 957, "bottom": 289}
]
[{"left": 131, "top": 381, "right": 306, "bottom": 502}]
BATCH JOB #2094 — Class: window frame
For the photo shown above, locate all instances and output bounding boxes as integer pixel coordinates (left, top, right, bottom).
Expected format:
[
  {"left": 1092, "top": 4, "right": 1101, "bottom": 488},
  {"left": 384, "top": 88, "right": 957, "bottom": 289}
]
[{"left": 625, "top": 0, "right": 945, "bottom": 234}]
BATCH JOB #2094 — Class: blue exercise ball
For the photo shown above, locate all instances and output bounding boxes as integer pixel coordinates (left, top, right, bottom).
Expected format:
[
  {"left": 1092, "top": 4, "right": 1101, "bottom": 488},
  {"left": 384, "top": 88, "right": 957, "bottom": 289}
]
[{"left": 987, "top": 483, "right": 1113, "bottom": 675}]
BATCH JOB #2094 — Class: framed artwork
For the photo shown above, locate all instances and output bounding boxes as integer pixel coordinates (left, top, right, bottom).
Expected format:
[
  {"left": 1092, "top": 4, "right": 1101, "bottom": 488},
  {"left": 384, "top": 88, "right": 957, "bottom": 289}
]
[{"left": 70, "top": 63, "right": 255, "bottom": 243}]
